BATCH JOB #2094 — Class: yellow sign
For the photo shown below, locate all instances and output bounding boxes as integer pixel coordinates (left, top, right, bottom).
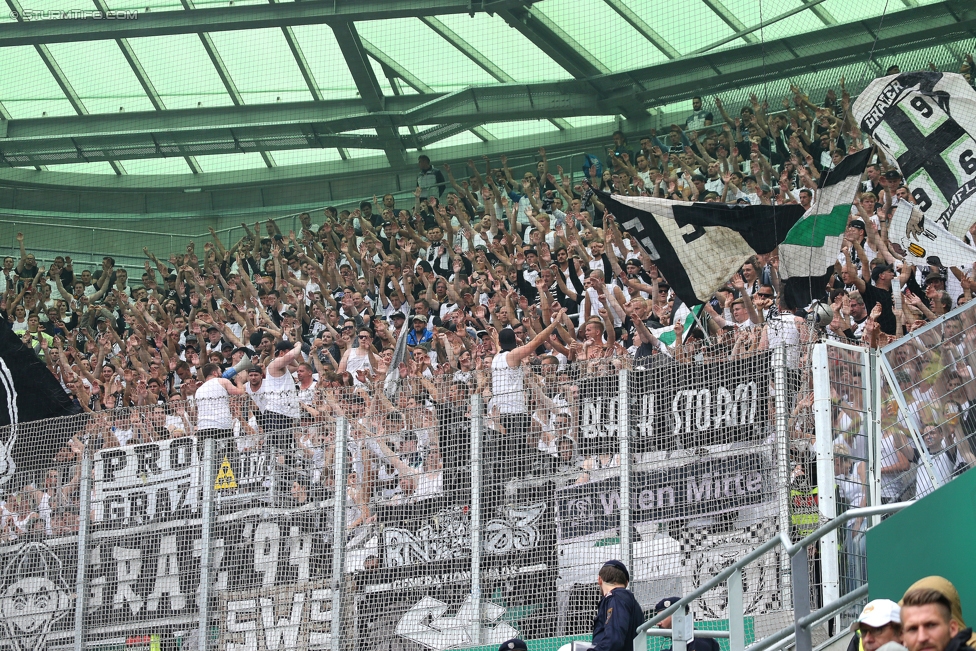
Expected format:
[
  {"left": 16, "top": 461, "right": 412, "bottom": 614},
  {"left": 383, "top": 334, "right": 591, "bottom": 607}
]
[{"left": 214, "top": 456, "right": 238, "bottom": 490}]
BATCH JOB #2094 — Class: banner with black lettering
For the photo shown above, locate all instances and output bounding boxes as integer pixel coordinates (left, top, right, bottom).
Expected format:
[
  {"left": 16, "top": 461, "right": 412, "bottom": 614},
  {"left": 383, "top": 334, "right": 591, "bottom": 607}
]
[
  {"left": 577, "top": 354, "right": 770, "bottom": 456},
  {"left": 852, "top": 71, "right": 976, "bottom": 239},
  {"left": 556, "top": 452, "right": 772, "bottom": 541}
]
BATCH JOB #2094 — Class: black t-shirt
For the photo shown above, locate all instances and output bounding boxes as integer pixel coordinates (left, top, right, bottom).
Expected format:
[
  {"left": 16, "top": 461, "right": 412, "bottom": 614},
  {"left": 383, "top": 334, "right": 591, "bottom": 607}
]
[{"left": 860, "top": 282, "right": 896, "bottom": 335}]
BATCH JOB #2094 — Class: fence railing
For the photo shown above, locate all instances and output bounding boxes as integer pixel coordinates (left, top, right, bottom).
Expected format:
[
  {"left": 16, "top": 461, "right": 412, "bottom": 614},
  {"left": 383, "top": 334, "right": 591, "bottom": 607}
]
[{"left": 0, "top": 342, "right": 811, "bottom": 651}]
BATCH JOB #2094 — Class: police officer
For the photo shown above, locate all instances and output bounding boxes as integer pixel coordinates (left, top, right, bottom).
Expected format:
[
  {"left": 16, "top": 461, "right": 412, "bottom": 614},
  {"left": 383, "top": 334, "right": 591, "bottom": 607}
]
[
  {"left": 654, "top": 596, "right": 720, "bottom": 651},
  {"left": 592, "top": 560, "right": 643, "bottom": 651},
  {"left": 499, "top": 639, "right": 528, "bottom": 651}
]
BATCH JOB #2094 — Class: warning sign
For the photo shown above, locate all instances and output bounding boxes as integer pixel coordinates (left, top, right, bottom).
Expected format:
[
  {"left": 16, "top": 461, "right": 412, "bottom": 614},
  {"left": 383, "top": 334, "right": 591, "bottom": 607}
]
[{"left": 214, "top": 456, "right": 238, "bottom": 490}]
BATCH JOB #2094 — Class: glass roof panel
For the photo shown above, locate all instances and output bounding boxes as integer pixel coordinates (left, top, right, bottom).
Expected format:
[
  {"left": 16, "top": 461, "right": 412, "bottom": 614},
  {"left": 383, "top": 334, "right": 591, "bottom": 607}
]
[
  {"left": 434, "top": 13, "right": 573, "bottom": 82},
  {"left": 195, "top": 152, "right": 272, "bottom": 173},
  {"left": 821, "top": 0, "right": 909, "bottom": 24},
  {"left": 45, "top": 162, "right": 119, "bottom": 174},
  {"left": 0, "top": 46, "right": 77, "bottom": 118},
  {"left": 356, "top": 19, "right": 496, "bottom": 92},
  {"left": 207, "top": 28, "right": 314, "bottom": 105},
  {"left": 269, "top": 149, "right": 345, "bottom": 166},
  {"left": 533, "top": 0, "right": 667, "bottom": 71},
  {"left": 289, "top": 24, "right": 367, "bottom": 101},
  {"left": 45, "top": 41, "right": 158, "bottom": 115},
  {"left": 423, "top": 131, "right": 484, "bottom": 149},
  {"left": 121, "top": 158, "right": 196, "bottom": 174},
  {"left": 482, "top": 120, "right": 561, "bottom": 140},
  {"left": 629, "top": 0, "right": 737, "bottom": 55},
  {"left": 126, "top": 34, "right": 236, "bottom": 110}
]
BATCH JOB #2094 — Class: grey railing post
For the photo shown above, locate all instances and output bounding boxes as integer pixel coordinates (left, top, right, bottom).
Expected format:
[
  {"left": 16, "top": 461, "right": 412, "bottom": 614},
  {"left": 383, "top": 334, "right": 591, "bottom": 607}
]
[
  {"left": 729, "top": 568, "right": 744, "bottom": 651},
  {"left": 672, "top": 603, "right": 693, "bottom": 651},
  {"left": 618, "top": 369, "right": 632, "bottom": 573},
  {"left": 470, "top": 393, "right": 484, "bottom": 647},
  {"left": 791, "top": 547, "right": 813, "bottom": 651},
  {"left": 772, "top": 344, "right": 792, "bottom": 598},
  {"left": 866, "top": 348, "right": 882, "bottom": 525},
  {"left": 331, "top": 417, "right": 349, "bottom": 646},
  {"left": 73, "top": 453, "right": 92, "bottom": 651},
  {"left": 198, "top": 437, "right": 215, "bottom": 651}
]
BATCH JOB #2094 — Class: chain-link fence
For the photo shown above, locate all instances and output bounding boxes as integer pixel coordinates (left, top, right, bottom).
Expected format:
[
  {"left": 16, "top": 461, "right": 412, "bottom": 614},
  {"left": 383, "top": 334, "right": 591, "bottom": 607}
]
[{"left": 0, "top": 336, "right": 816, "bottom": 651}]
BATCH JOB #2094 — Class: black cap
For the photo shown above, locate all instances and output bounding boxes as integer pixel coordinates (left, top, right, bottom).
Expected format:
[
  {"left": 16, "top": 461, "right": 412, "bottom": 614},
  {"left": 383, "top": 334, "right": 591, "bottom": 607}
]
[
  {"left": 390, "top": 311, "right": 406, "bottom": 320},
  {"left": 926, "top": 256, "right": 943, "bottom": 267},
  {"left": 654, "top": 596, "right": 682, "bottom": 613},
  {"left": 274, "top": 340, "right": 295, "bottom": 353},
  {"left": 848, "top": 219, "right": 866, "bottom": 230},
  {"left": 498, "top": 639, "right": 528, "bottom": 651},
  {"left": 883, "top": 169, "right": 902, "bottom": 179},
  {"left": 602, "top": 559, "right": 630, "bottom": 583},
  {"left": 206, "top": 325, "right": 219, "bottom": 332},
  {"left": 871, "top": 263, "right": 894, "bottom": 281}
]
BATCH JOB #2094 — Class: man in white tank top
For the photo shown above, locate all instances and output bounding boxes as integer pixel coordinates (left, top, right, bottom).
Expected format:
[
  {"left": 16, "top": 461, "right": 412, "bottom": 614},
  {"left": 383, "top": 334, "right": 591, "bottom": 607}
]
[
  {"left": 262, "top": 340, "right": 304, "bottom": 452},
  {"left": 490, "top": 307, "right": 566, "bottom": 485},
  {"left": 195, "top": 363, "right": 247, "bottom": 474}
]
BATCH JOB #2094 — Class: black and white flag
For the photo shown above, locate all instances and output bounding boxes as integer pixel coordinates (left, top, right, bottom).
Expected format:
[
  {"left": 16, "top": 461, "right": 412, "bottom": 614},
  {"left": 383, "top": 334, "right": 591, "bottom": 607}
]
[
  {"left": 595, "top": 190, "right": 805, "bottom": 305},
  {"left": 0, "top": 326, "right": 81, "bottom": 482},
  {"left": 852, "top": 71, "right": 976, "bottom": 239}
]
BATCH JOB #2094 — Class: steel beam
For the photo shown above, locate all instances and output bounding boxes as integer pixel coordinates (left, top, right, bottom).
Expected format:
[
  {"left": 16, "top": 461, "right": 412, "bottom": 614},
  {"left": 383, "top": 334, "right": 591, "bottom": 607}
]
[
  {"left": 362, "top": 36, "right": 494, "bottom": 142},
  {"left": 497, "top": 6, "right": 609, "bottom": 78},
  {"left": 331, "top": 22, "right": 405, "bottom": 166},
  {"left": 268, "top": 0, "right": 349, "bottom": 160},
  {"left": 420, "top": 16, "right": 570, "bottom": 131},
  {"left": 0, "top": 0, "right": 535, "bottom": 47},
  {"left": 602, "top": 0, "right": 680, "bottom": 60},
  {"left": 5, "top": 0, "right": 126, "bottom": 175},
  {"left": 91, "top": 0, "right": 199, "bottom": 172},
  {"left": 700, "top": 0, "right": 760, "bottom": 45}
]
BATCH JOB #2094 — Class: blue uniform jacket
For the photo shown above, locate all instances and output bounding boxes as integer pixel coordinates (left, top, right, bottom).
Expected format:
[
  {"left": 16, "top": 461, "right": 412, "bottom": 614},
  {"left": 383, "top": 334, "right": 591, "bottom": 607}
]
[{"left": 592, "top": 587, "right": 643, "bottom": 651}]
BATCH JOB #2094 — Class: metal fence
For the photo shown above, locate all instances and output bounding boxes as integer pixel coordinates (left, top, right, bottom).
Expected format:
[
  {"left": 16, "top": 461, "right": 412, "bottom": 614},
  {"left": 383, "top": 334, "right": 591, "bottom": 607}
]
[{"left": 1, "top": 339, "right": 816, "bottom": 651}]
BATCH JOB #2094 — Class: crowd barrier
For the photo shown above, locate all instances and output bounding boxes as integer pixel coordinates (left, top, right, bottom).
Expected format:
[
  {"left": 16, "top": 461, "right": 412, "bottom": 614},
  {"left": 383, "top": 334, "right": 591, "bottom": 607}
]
[{"left": 0, "top": 331, "right": 860, "bottom": 651}]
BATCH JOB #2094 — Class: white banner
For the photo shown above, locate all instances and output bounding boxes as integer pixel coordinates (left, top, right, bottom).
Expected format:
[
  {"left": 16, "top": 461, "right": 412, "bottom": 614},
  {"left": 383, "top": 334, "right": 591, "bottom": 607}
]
[
  {"left": 93, "top": 436, "right": 200, "bottom": 523},
  {"left": 852, "top": 71, "right": 976, "bottom": 239},
  {"left": 889, "top": 202, "right": 976, "bottom": 269}
]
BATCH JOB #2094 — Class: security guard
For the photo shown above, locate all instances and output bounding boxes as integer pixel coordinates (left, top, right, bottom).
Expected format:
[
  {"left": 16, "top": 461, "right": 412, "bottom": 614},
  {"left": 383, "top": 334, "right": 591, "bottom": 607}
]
[
  {"left": 654, "top": 597, "right": 720, "bottom": 651},
  {"left": 499, "top": 639, "right": 528, "bottom": 651},
  {"left": 592, "top": 560, "right": 643, "bottom": 651}
]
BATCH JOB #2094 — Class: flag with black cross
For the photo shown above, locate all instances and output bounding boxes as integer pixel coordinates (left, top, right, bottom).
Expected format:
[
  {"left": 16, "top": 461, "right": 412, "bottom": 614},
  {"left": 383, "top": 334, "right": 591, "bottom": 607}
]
[{"left": 852, "top": 71, "right": 976, "bottom": 240}]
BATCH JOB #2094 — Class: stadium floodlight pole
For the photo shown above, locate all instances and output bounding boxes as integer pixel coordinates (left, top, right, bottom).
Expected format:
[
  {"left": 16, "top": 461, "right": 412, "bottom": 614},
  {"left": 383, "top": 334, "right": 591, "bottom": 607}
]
[
  {"left": 198, "top": 437, "right": 215, "bottom": 651},
  {"left": 73, "top": 451, "right": 92, "bottom": 651},
  {"left": 470, "top": 392, "right": 485, "bottom": 647},
  {"left": 332, "top": 417, "right": 349, "bottom": 643}
]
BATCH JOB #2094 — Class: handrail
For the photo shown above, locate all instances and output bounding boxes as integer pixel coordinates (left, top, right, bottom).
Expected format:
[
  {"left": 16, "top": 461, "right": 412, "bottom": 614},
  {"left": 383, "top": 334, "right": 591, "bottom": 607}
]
[
  {"left": 745, "top": 585, "right": 867, "bottom": 651},
  {"left": 644, "top": 630, "right": 730, "bottom": 638},
  {"left": 787, "top": 502, "right": 910, "bottom": 556},
  {"left": 637, "top": 501, "right": 912, "bottom": 650},
  {"left": 797, "top": 585, "right": 869, "bottom": 631},
  {"left": 637, "top": 532, "right": 792, "bottom": 633}
]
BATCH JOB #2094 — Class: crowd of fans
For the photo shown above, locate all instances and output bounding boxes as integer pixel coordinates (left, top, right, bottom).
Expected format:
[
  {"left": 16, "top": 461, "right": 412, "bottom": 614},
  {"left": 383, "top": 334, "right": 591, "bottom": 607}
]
[{"left": 3, "top": 61, "right": 976, "bottom": 543}]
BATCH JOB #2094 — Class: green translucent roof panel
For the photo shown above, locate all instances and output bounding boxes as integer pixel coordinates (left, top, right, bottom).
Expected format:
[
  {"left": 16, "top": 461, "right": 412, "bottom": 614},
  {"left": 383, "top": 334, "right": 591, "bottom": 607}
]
[
  {"left": 0, "top": 46, "right": 76, "bottom": 118},
  {"left": 45, "top": 40, "right": 158, "bottom": 114},
  {"left": 434, "top": 13, "right": 573, "bottom": 82},
  {"left": 122, "top": 158, "right": 196, "bottom": 175},
  {"left": 356, "top": 19, "right": 496, "bottom": 92},
  {"left": 195, "top": 152, "right": 273, "bottom": 172},
  {"left": 631, "top": 0, "right": 737, "bottom": 55},
  {"left": 290, "top": 24, "right": 373, "bottom": 100},
  {"left": 269, "top": 149, "right": 345, "bottom": 166},
  {"left": 125, "top": 34, "right": 237, "bottom": 110},
  {"left": 207, "top": 28, "right": 314, "bottom": 105}
]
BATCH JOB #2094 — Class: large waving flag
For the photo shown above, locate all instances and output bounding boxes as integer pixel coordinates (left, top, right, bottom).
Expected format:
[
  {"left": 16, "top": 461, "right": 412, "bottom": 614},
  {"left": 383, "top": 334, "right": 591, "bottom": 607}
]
[
  {"left": 888, "top": 201, "right": 976, "bottom": 269},
  {"left": 851, "top": 71, "right": 976, "bottom": 240},
  {"left": 595, "top": 191, "right": 806, "bottom": 306},
  {"left": 778, "top": 148, "right": 872, "bottom": 309}
]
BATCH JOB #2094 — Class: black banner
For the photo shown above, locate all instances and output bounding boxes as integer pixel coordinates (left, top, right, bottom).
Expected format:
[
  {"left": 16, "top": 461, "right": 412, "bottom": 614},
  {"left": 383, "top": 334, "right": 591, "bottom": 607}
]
[
  {"left": 577, "top": 354, "right": 770, "bottom": 455},
  {"left": 556, "top": 453, "right": 772, "bottom": 540}
]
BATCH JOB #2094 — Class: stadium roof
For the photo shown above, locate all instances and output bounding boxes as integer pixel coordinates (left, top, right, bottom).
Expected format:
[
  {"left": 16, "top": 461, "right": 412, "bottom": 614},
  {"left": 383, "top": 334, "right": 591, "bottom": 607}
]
[{"left": 0, "top": 0, "right": 974, "bottom": 208}]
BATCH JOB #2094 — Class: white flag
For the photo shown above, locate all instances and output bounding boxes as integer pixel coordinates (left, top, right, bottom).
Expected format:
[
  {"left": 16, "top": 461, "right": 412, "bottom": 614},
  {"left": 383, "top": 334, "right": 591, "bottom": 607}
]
[{"left": 888, "top": 202, "right": 976, "bottom": 269}]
